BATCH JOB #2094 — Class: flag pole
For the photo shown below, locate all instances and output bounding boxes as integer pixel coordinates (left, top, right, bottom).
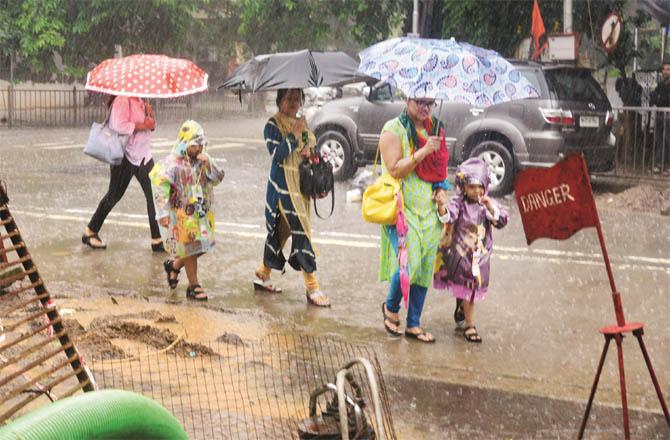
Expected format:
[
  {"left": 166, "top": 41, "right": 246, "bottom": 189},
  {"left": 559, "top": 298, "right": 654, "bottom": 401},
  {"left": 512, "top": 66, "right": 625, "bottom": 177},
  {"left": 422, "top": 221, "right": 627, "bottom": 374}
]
[{"left": 580, "top": 155, "right": 626, "bottom": 326}]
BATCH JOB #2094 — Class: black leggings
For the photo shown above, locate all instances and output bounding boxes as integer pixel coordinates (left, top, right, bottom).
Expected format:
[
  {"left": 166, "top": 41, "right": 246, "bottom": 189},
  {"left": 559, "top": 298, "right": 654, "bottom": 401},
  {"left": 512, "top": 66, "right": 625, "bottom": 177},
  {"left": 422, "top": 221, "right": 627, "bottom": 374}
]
[{"left": 88, "top": 156, "right": 161, "bottom": 239}]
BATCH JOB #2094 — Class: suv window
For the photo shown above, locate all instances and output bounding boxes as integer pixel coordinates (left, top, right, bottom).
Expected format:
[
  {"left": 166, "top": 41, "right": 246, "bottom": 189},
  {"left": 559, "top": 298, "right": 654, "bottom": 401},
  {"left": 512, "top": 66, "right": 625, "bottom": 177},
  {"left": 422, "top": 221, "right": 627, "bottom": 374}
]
[
  {"left": 543, "top": 68, "right": 608, "bottom": 102},
  {"left": 370, "top": 84, "right": 404, "bottom": 102},
  {"left": 518, "top": 69, "right": 548, "bottom": 98}
]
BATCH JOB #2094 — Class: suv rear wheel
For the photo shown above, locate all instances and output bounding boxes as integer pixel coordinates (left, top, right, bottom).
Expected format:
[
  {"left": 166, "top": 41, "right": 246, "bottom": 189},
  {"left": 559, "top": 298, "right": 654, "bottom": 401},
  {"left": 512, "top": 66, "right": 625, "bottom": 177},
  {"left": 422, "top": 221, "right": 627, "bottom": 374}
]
[
  {"left": 470, "top": 140, "right": 514, "bottom": 197},
  {"left": 317, "top": 130, "right": 355, "bottom": 181}
]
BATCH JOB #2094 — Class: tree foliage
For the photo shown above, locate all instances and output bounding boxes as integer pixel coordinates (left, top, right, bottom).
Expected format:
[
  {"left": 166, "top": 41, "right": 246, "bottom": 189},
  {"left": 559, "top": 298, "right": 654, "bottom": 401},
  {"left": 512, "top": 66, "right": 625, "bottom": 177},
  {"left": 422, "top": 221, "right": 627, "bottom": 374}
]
[
  {"left": 0, "top": 0, "right": 660, "bottom": 83},
  {"left": 1, "top": 0, "right": 203, "bottom": 79},
  {"left": 437, "top": 0, "right": 625, "bottom": 58},
  {"left": 434, "top": 0, "right": 656, "bottom": 76},
  {"left": 234, "top": 0, "right": 406, "bottom": 55},
  {"left": 606, "top": 9, "right": 652, "bottom": 77}
]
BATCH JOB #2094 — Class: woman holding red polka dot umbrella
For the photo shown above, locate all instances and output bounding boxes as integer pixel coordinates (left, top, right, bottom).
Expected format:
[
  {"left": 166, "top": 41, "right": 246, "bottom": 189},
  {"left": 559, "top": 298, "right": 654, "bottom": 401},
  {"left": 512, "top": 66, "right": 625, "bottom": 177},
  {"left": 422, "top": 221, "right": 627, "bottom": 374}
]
[{"left": 82, "top": 55, "right": 208, "bottom": 251}]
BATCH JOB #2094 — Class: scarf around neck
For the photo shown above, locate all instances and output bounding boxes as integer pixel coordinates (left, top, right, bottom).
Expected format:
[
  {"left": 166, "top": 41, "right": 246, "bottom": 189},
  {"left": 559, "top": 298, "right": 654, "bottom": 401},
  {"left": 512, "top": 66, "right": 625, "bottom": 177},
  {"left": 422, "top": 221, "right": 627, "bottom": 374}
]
[{"left": 398, "top": 109, "right": 443, "bottom": 152}]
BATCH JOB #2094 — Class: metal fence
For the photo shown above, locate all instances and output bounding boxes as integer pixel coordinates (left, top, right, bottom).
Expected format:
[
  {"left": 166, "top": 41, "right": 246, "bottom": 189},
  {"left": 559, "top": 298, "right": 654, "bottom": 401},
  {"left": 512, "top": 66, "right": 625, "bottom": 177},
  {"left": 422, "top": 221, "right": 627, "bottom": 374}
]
[
  {"left": 611, "top": 107, "right": 669, "bottom": 179},
  {"left": 0, "top": 87, "right": 259, "bottom": 128},
  {"left": 90, "top": 334, "right": 396, "bottom": 440}
]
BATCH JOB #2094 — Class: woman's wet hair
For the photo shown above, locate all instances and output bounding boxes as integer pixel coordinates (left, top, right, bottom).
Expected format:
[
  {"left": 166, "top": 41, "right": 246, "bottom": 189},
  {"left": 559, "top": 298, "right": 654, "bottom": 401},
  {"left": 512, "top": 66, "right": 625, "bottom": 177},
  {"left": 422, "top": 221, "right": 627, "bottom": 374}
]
[{"left": 276, "top": 88, "right": 304, "bottom": 107}]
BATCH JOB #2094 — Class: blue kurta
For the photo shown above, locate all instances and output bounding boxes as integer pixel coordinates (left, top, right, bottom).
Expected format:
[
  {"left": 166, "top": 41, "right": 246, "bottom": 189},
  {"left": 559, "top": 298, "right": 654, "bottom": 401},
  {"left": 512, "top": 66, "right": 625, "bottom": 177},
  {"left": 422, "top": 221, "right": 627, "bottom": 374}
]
[{"left": 262, "top": 117, "right": 316, "bottom": 272}]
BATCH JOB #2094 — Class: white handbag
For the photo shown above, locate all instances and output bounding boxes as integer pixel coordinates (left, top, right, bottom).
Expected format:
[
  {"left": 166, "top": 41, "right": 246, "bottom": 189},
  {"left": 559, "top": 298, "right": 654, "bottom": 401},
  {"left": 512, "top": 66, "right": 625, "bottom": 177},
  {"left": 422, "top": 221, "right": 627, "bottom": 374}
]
[{"left": 84, "top": 107, "right": 128, "bottom": 165}]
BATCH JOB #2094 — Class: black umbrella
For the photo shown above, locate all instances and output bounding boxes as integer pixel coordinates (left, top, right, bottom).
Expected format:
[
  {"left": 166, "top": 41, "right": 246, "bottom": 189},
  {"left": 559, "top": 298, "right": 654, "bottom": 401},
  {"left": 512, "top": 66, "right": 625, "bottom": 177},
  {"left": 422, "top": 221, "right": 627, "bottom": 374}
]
[{"left": 219, "top": 50, "right": 369, "bottom": 92}]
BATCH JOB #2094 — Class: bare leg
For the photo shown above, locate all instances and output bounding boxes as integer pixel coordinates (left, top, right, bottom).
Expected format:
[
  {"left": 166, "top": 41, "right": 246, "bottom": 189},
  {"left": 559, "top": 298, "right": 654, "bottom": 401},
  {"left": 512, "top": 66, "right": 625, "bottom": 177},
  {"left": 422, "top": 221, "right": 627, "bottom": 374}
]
[
  {"left": 183, "top": 256, "right": 198, "bottom": 287},
  {"left": 463, "top": 300, "right": 482, "bottom": 342},
  {"left": 184, "top": 255, "right": 207, "bottom": 300},
  {"left": 463, "top": 300, "right": 475, "bottom": 328},
  {"left": 166, "top": 257, "right": 184, "bottom": 285}
]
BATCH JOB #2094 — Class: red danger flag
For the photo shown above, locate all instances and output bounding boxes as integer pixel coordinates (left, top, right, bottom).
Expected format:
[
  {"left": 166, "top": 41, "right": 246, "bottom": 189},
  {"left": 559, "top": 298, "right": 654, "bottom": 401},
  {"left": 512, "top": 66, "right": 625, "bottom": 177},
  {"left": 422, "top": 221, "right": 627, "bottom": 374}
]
[{"left": 514, "top": 154, "right": 599, "bottom": 245}]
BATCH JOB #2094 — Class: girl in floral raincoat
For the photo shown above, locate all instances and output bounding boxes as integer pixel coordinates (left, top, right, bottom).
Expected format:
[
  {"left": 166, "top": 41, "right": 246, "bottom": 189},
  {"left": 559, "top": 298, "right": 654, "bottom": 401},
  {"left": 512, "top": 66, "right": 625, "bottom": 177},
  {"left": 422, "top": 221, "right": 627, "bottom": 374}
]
[
  {"left": 150, "top": 120, "right": 224, "bottom": 301},
  {"left": 434, "top": 158, "right": 508, "bottom": 342}
]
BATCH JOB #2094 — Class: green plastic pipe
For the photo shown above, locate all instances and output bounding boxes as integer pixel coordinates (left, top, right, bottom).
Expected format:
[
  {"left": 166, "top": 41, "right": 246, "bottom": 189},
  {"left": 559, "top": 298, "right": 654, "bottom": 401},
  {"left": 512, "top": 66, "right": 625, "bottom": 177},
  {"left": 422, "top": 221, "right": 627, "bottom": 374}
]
[{"left": 0, "top": 389, "right": 188, "bottom": 440}]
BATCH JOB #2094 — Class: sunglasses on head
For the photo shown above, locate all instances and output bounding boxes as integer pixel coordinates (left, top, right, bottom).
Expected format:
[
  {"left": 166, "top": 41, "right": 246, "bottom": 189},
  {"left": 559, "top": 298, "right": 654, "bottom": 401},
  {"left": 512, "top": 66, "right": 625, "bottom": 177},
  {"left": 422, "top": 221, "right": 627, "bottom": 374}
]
[{"left": 412, "top": 99, "right": 436, "bottom": 108}]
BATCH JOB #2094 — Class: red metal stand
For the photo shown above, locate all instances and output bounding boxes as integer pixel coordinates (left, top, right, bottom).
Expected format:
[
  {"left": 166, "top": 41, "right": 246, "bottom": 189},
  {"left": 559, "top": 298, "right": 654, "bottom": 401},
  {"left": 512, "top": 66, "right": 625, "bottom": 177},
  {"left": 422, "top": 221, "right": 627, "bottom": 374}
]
[
  {"left": 579, "top": 160, "right": 670, "bottom": 438},
  {"left": 578, "top": 320, "right": 670, "bottom": 439}
]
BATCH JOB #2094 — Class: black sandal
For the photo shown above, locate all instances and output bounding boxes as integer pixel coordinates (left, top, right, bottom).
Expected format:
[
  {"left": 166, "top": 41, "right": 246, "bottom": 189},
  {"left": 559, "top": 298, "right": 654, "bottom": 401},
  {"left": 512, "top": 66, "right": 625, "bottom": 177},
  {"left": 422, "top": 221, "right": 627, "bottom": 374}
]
[
  {"left": 464, "top": 326, "right": 482, "bottom": 343},
  {"left": 186, "top": 284, "right": 208, "bottom": 301},
  {"left": 163, "top": 259, "right": 181, "bottom": 290},
  {"left": 454, "top": 299, "right": 465, "bottom": 328},
  {"left": 82, "top": 232, "right": 106, "bottom": 249},
  {"left": 151, "top": 241, "right": 165, "bottom": 253}
]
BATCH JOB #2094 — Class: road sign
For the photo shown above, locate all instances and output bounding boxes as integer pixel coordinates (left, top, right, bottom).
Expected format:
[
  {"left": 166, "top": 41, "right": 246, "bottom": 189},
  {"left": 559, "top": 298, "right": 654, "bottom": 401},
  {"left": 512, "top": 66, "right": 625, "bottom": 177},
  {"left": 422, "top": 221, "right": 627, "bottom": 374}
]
[{"left": 601, "top": 12, "right": 623, "bottom": 54}]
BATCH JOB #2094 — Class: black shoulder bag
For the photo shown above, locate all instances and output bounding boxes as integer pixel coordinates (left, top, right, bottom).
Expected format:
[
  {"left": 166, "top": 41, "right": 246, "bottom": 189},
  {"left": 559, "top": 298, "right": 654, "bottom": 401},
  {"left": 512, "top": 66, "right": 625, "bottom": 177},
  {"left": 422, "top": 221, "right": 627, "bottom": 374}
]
[{"left": 299, "top": 151, "right": 335, "bottom": 219}]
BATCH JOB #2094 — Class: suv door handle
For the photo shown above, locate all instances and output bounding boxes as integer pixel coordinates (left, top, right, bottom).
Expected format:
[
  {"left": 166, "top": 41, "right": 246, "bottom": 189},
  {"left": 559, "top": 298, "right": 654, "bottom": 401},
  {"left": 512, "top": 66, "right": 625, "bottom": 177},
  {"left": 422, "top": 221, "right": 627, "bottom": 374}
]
[{"left": 469, "top": 108, "right": 484, "bottom": 116}]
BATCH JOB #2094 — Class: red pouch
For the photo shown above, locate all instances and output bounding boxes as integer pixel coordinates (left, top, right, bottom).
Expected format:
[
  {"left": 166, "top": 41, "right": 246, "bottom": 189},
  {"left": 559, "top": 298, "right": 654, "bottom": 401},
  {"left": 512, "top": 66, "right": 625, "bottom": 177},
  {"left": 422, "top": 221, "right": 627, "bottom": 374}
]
[{"left": 415, "top": 127, "right": 449, "bottom": 183}]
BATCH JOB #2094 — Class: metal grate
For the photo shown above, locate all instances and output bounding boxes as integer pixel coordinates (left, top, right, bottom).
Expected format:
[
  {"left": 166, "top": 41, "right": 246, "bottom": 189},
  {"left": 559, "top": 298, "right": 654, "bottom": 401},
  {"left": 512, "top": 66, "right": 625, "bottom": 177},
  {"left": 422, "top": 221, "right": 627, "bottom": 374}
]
[
  {"left": 0, "top": 181, "right": 94, "bottom": 422},
  {"left": 90, "top": 334, "right": 396, "bottom": 440}
]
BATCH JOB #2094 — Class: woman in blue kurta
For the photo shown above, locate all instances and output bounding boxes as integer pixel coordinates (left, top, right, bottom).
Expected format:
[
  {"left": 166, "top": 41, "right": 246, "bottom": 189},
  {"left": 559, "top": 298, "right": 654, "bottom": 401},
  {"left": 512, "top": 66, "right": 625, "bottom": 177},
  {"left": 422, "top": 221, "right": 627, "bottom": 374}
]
[{"left": 253, "top": 89, "right": 330, "bottom": 307}]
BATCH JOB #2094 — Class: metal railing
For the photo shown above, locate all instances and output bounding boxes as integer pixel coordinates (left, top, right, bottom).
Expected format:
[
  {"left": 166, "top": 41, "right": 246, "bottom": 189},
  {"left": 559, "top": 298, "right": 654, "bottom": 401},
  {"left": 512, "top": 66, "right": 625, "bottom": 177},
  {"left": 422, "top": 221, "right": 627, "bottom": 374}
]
[
  {"left": 610, "top": 107, "right": 669, "bottom": 180},
  {"left": 0, "top": 87, "right": 260, "bottom": 128}
]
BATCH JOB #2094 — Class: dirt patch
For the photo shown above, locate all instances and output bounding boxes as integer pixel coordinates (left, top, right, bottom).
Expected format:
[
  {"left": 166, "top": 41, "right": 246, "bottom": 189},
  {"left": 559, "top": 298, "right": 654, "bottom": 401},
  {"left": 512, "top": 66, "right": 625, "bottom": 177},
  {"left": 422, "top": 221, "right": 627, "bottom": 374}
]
[
  {"left": 87, "top": 318, "right": 217, "bottom": 358},
  {"left": 64, "top": 318, "right": 126, "bottom": 360},
  {"left": 595, "top": 184, "right": 670, "bottom": 213},
  {"left": 156, "top": 314, "right": 177, "bottom": 323},
  {"left": 216, "top": 331, "right": 245, "bottom": 346},
  {"left": 50, "top": 296, "right": 265, "bottom": 361}
]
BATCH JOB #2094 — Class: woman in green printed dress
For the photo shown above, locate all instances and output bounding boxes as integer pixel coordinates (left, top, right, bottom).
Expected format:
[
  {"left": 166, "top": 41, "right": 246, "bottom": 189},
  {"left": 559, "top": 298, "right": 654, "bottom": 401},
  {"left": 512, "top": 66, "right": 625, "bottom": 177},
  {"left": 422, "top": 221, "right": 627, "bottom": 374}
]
[{"left": 379, "top": 98, "right": 443, "bottom": 343}]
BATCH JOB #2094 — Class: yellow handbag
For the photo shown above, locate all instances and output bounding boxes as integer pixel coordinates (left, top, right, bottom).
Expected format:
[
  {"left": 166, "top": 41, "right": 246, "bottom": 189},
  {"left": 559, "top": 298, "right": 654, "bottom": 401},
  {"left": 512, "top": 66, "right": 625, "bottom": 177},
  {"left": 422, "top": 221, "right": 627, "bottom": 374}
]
[{"left": 362, "top": 146, "right": 401, "bottom": 225}]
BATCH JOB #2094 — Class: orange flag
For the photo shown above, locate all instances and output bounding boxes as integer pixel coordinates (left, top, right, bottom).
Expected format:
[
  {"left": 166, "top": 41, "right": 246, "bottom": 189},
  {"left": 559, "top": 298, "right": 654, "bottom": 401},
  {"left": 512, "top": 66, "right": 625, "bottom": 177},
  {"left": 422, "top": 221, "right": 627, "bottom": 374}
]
[{"left": 531, "top": 0, "right": 549, "bottom": 60}]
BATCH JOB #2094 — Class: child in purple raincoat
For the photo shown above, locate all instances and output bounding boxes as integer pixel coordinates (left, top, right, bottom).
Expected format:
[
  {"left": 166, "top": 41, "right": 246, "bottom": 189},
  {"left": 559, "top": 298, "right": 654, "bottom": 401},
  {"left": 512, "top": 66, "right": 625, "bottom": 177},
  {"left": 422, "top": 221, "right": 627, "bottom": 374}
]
[{"left": 433, "top": 158, "right": 508, "bottom": 343}]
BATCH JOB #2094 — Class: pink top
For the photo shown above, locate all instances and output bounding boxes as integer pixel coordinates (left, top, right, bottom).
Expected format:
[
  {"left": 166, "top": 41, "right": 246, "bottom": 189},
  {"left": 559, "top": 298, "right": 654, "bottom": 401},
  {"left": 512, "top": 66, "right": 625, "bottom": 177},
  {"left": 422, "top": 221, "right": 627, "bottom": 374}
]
[{"left": 109, "top": 96, "right": 153, "bottom": 166}]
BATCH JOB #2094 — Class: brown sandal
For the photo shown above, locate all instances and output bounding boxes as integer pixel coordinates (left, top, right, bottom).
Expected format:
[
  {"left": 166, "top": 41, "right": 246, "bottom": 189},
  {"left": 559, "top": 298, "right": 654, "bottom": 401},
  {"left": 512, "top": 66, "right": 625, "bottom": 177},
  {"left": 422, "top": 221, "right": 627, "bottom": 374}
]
[
  {"left": 382, "top": 303, "right": 402, "bottom": 336},
  {"left": 404, "top": 329, "right": 435, "bottom": 343}
]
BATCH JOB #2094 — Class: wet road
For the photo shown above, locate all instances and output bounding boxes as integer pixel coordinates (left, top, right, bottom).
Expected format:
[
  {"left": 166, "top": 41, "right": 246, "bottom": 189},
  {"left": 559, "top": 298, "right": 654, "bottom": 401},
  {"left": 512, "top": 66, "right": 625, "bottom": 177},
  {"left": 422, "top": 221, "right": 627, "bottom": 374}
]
[{"left": 1, "top": 118, "right": 669, "bottom": 437}]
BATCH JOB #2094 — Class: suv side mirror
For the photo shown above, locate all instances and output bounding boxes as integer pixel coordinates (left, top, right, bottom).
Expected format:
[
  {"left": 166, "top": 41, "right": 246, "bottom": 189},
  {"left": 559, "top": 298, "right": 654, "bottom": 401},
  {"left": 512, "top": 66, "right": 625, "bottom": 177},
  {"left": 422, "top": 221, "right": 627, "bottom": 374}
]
[{"left": 363, "top": 86, "right": 371, "bottom": 100}]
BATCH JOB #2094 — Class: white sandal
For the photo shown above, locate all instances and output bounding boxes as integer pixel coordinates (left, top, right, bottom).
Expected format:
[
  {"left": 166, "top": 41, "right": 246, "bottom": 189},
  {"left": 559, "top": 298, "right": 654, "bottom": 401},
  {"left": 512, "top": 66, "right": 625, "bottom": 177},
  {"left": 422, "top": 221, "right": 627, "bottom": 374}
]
[
  {"left": 305, "top": 290, "right": 331, "bottom": 308},
  {"left": 252, "top": 277, "right": 282, "bottom": 293}
]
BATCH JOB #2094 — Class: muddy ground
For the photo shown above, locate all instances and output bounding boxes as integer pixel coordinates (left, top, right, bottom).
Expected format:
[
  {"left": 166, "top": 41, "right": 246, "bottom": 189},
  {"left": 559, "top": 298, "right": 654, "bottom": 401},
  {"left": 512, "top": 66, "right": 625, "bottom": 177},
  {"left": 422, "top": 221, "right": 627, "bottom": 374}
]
[{"left": 592, "top": 182, "right": 670, "bottom": 214}]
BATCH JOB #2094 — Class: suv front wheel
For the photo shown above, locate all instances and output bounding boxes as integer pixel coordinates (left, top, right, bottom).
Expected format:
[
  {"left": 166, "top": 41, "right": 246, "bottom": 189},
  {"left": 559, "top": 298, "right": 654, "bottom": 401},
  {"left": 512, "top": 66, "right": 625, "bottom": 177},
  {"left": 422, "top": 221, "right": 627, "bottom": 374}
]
[
  {"left": 470, "top": 140, "right": 514, "bottom": 197},
  {"left": 317, "top": 130, "right": 355, "bottom": 181}
]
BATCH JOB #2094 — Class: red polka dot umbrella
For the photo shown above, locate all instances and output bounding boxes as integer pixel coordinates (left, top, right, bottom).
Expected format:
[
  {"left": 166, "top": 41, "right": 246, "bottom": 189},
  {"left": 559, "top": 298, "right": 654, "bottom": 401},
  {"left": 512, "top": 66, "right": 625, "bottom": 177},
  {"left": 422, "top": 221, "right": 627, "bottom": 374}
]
[{"left": 85, "top": 54, "right": 208, "bottom": 98}]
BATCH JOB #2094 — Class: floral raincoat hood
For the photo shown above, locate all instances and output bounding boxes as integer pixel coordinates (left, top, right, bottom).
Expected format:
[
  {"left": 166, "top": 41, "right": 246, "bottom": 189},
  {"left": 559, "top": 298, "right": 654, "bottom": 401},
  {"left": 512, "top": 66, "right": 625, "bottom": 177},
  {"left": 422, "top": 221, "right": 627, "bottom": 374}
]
[
  {"left": 150, "top": 120, "right": 224, "bottom": 258},
  {"left": 454, "top": 158, "right": 490, "bottom": 194}
]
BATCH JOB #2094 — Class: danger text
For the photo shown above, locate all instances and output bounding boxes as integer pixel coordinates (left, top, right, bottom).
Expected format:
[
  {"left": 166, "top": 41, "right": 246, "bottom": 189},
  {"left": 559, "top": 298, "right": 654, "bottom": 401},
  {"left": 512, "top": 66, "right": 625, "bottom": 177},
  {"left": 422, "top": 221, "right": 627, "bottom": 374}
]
[{"left": 519, "top": 184, "right": 575, "bottom": 213}]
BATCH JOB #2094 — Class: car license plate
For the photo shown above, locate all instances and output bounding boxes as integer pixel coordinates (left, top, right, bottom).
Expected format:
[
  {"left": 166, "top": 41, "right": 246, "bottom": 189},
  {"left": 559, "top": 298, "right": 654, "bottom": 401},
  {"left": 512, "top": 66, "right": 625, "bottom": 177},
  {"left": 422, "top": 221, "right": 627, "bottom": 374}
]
[{"left": 580, "top": 116, "right": 599, "bottom": 128}]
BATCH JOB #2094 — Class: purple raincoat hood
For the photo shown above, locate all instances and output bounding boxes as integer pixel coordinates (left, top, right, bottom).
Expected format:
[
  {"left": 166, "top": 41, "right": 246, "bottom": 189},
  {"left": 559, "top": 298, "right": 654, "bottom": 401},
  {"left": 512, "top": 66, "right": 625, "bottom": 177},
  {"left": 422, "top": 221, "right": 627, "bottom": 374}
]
[{"left": 455, "top": 158, "right": 490, "bottom": 193}]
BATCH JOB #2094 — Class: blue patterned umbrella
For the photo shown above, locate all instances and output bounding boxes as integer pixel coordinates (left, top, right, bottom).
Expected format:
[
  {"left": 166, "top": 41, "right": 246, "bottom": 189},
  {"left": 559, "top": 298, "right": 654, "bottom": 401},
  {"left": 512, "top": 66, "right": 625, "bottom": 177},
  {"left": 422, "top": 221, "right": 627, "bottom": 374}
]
[{"left": 358, "top": 37, "right": 539, "bottom": 107}]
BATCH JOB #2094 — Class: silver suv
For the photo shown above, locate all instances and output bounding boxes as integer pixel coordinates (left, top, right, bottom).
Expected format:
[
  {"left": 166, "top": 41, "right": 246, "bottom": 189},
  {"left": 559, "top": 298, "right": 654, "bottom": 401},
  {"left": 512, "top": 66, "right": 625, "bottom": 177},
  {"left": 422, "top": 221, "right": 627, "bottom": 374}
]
[{"left": 308, "top": 62, "right": 616, "bottom": 196}]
